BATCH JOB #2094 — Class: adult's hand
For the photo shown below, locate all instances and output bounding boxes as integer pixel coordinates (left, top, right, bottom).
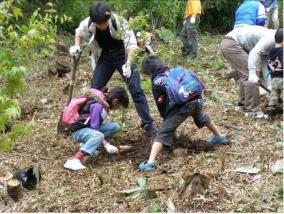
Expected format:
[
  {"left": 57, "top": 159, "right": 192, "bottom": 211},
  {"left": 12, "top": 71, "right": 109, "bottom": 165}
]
[
  {"left": 190, "top": 16, "right": 196, "bottom": 24},
  {"left": 69, "top": 45, "right": 81, "bottom": 57},
  {"left": 248, "top": 72, "right": 259, "bottom": 83},
  {"left": 122, "top": 62, "right": 131, "bottom": 78}
]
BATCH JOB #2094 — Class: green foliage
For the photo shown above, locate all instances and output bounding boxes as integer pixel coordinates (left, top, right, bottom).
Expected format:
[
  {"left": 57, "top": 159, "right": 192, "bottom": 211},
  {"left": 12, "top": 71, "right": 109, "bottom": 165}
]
[
  {"left": 155, "top": 27, "right": 175, "bottom": 44},
  {"left": 129, "top": 12, "right": 150, "bottom": 31},
  {"left": 0, "top": 122, "right": 34, "bottom": 151},
  {"left": 43, "top": 0, "right": 283, "bottom": 34},
  {"left": 148, "top": 202, "right": 161, "bottom": 213},
  {"left": 141, "top": 78, "right": 152, "bottom": 94},
  {"left": 201, "top": 0, "right": 239, "bottom": 33},
  {"left": 119, "top": 177, "right": 147, "bottom": 198},
  {"left": 0, "top": 0, "right": 66, "bottom": 151}
]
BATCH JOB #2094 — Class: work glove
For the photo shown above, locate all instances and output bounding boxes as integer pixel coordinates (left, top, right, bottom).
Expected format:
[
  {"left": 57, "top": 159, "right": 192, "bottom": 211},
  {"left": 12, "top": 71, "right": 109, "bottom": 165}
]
[
  {"left": 69, "top": 45, "right": 81, "bottom": 57},
  {"left": 104, "top": 142, "right": 119, "bottom": 154},
  {"left": 248, "top": 71, "right": 259, "bottom": 83},
  {"left": 122, "top": 62, "right": 131, "bottom": 78},
  {"left": 190, "top": 16, "right": 196, "bottom": 24}
]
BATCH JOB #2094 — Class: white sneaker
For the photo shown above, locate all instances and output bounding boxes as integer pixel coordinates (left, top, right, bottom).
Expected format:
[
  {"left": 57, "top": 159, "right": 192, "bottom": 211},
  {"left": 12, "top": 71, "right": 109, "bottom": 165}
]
[
  {"left": 64, "top": 158, "right": 86, "bottom": 170},
  {"left": 245, "top": 111, "right": 268, "bottom": 119}
]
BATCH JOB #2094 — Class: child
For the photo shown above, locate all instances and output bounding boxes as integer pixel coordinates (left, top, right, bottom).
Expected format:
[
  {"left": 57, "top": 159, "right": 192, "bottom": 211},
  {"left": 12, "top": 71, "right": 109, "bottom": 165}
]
[
  {"left": 64, "top": 87, "right": 129, "bottom": 171},
  {"left": 138, "top": 56, "right": 227, "bottom": 171},
  {"left": 136, "top": 31, "right": 155, "bottom": 55},
  {"left": 267, "top": 28, "right": 283, "bottom": 115}
]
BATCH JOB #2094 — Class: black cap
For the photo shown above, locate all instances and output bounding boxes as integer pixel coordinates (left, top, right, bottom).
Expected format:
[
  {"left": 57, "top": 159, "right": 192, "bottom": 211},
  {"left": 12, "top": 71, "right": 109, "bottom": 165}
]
[{"left": 89, "top": 2, "right": 111, "bottom": 23}]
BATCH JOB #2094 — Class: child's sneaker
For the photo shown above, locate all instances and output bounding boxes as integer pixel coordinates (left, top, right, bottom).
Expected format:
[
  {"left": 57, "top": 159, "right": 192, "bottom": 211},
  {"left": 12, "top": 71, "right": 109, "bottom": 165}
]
[
  {"left": 64, "top": 158, "right": 86, "bottom": 170},
  {"left": 208, "top": 135, "right": 227, "bottom": 145},
  {"left": 245, "top": 111, "right": 268, "bottom": 119}
]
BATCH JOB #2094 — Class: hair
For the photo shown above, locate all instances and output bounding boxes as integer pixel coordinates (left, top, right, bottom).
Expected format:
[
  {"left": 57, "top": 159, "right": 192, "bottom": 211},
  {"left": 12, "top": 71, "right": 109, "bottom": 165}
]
[
  {"left": 108, "top": 87, "right": 129, "bottom": 108},
  {"left": 141, "top": 55, "right": 165, "bottom": 75},
  {"left": 89, "top": 2, "right": 111, "bottom": 23},
  {"left": 275, "top": 28, "right": 283, "bottom": 44}
]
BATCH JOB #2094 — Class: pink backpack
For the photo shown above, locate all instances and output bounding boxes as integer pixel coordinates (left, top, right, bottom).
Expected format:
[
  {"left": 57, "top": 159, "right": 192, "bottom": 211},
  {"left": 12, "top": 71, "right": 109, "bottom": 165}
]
[{"left": 58, "top": 88, "right": 107, "bottom": 133}]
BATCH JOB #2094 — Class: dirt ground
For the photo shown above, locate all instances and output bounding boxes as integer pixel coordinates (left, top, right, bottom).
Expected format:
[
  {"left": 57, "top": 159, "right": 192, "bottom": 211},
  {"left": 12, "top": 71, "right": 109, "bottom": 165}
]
[{"left": 0, "top": 35, "right": 283, "bottom": 212}]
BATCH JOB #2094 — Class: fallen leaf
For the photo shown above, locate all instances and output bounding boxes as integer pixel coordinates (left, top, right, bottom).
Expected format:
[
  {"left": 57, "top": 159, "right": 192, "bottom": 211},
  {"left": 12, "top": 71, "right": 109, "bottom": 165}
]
[
  {"left": 166, "top": 198, "right": 176, "bottom": 213},
  {"left": 235, "top": 167, "right": 260, "bottom": 174}
]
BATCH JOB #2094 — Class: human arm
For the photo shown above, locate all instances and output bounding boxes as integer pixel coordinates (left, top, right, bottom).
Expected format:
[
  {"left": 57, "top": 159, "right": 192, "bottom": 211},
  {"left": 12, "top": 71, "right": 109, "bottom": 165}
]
[
  {"left": 116, "top": 15, "right": 138, "bottom": 78},
  {"left": 152, "top": 80, "right": 167, "bottom": 119},
  {"left": 70, "top": 17, "right": 91, "bottom": 56},
  {"left": 248, "top": 35, "right": 275, "bottom": 83},
  {"left": 256, "top": 3, "right": 267, "bottom": 26},
  {"left": 267, "top": 0, "right": 277, "bottom": 12},
  {"left": 89, "top": 103, "right": 104, "bottom": 129}
]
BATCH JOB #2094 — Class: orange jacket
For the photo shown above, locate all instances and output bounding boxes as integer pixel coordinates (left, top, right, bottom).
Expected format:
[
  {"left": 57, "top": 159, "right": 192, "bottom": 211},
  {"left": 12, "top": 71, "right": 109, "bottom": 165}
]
[{"left": 184, "top": 0, "right": 202, "bottom": 18}]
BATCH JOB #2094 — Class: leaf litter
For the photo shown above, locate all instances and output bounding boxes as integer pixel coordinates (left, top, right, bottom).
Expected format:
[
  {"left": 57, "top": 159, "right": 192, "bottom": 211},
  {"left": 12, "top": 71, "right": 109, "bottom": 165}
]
[{"left": 0, "top": 35, "right": 282, "bottom": 212}]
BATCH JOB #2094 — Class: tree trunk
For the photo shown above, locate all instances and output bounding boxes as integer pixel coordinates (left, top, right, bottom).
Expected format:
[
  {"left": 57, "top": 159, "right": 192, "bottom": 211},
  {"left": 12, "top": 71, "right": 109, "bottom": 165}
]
[
  {"left": 0, "top": 171, "right": 13, "bottom": 190},
  {"left": 7, "top": 179, "right": 23, "bottom": 201}
]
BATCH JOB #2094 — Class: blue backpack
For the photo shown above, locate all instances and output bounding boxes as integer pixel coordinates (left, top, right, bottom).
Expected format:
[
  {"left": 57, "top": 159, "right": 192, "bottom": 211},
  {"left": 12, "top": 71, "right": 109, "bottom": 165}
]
[{"left": 164, "top": 67, "right": 204, "bottom": 107}]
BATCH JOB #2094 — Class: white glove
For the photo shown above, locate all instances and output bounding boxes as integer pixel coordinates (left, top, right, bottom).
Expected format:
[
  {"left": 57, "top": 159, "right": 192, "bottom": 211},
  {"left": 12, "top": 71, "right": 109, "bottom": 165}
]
[
  {"left": 266, "top": 7, "right": 270, "bottom": 13},
  {"left": 248, "top": 71, "right": 259, "bottom": 83},
  {"left": 104, "top": 142, "right": 119, "bottom": 154},
  {"left": 122, "top": 62, "right": 131, "bottom": 78},
  {"left": 69, "top": 45, "right": 81, "bottom": 57},
  {"left": 190, "top": 16, "right": 196, "bottom": 24}
]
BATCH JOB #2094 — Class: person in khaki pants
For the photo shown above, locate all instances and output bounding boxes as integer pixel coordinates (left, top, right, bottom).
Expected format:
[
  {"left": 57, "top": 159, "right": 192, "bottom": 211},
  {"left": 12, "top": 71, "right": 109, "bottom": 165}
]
[
  {"left": 221, "top": 25, "right": 276, "bottom": 118},
  {"left": 180, "top": 0, "right": 201, "bottom": 59}
]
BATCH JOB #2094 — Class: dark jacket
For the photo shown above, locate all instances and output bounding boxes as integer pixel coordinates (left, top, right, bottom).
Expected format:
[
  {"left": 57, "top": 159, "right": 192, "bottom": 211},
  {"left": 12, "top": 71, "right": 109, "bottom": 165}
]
[{"left": 268, "top": 47, "right": 283, "bottom": 78}]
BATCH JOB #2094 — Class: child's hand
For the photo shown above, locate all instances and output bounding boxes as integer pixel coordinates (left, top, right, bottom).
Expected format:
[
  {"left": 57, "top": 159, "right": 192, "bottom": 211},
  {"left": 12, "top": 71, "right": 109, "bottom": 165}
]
[{"left": 104, "top": 142, "right": 119, "bottom": 154}]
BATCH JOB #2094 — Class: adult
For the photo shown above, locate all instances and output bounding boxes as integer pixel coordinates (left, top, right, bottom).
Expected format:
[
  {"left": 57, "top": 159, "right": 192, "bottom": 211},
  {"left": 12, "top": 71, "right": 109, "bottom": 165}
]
[
  {"left": 259, "top": 0, "right": 279, "bottom": 29},
  {"left": 221, "top": 25, "right": 276, "bottom": 118},
  {"left": 180, "top": 0, "right": 201, "bottom": 59},
  {"left": 69, "top": 2, "right": 156, "bottom": 136},
  {"left": 234, "top": 0, "right": 267, "bottom": 28}
]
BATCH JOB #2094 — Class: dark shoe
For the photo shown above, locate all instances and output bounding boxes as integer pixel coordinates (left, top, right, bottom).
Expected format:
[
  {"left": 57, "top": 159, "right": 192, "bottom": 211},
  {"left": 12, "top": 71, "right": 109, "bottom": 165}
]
[
  {"left": 267, "top": 105, "right": 283, "bottom": 117},
  {"left": 142, "top": 124, "right": 157, "bottom": 137},
  {"left": 181, "top": 47, "right": 189, "bottom": 56}
]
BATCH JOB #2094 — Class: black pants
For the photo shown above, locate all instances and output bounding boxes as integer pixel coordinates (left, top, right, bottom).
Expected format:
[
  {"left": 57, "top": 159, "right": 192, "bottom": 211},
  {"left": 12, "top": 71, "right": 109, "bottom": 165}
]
[{"left": 91, "top": 49, "right": 153, "bottom": 127}]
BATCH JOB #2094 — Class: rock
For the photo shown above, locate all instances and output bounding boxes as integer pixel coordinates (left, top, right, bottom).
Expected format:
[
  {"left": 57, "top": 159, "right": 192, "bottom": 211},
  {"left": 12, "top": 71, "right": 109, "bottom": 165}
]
[
  {"left": 271, "top": 159, "right": 283, "bottom": 174},
  {"left": 235, "top": 167, "right": 260, "bottom": 174},
  {"left": 40, "top": 98, "right": 53, "bottom": 105},
  {"left": 275, "top": 142, "right": 283, "bottom": 149},
  {"left": 172, "top": 148, "right": 188, "bottom": 157}
]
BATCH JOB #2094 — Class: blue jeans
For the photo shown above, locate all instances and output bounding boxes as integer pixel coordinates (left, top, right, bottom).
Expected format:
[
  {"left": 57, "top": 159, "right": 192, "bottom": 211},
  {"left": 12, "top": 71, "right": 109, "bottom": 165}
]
[
  {"left": 91, "top": 49, "right": 153, "bottom": 127},
  {"left": 72, "top": 122, "right": 119, "bottom": 156}
]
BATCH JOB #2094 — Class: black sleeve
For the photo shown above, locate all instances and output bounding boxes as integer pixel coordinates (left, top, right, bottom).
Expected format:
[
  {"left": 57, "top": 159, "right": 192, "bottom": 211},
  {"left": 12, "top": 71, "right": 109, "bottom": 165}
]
[{"left": 152, "top": 82, "right": 167, "bottom": 119}]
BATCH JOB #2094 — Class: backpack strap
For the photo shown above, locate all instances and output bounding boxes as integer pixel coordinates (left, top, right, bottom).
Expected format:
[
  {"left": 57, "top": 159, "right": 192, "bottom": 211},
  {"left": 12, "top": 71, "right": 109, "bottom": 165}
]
[{"left": 111, "top": 17, "right": 117, "bottom": 31}]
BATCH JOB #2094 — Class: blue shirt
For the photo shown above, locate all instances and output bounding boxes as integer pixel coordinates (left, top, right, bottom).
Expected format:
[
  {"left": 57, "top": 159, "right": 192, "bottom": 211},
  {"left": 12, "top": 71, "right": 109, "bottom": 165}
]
[
  {"left": 234, "top": 0, "right": 267, "bottom": 28},
  {"left": 259, "top": 0, "right": 277, "bottom": 10}
]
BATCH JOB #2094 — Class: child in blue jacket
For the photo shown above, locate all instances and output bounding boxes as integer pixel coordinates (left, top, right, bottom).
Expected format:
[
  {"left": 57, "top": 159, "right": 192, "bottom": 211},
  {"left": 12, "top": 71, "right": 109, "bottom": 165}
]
[{"left": 138, "top": 56, "right": 227, "bottom": 171}]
